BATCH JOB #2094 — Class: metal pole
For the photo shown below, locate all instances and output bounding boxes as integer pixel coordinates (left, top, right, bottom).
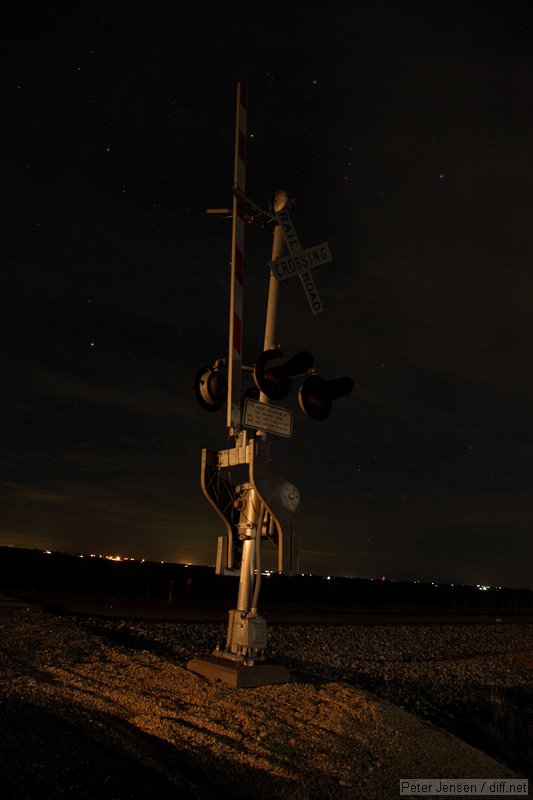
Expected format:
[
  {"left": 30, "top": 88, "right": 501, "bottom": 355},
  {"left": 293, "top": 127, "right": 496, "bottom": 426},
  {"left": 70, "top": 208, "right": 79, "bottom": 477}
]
[
  {"left": 221, "top": 480, "right": 267, "bottom": 664},
  {"left": 235, "top": 484, "right": 261, "bottom": 611},
  {"left": 236, "top": 539, "right": 255, "bottom": 610},
  {"left": 257, "top": 190, "right": 290, "bottom": 442},
  {"left": 261, "top": 221, "right": 285, "bottom": 356},
  {"left": 262, "top": 190, "right": 290, "bottom": 358},
  {"left": 221, "top": 195, "right": 289, "bottom": 659},
  {"left": 217, "top": 193, "right": 291, "bottom": 664}
]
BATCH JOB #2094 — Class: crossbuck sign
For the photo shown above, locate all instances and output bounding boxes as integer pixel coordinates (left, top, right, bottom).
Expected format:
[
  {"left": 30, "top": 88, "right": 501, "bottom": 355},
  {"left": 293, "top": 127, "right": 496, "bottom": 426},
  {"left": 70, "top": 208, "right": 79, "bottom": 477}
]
[{"left": 268, "top": 206, "right": 332, "bottom": 316}]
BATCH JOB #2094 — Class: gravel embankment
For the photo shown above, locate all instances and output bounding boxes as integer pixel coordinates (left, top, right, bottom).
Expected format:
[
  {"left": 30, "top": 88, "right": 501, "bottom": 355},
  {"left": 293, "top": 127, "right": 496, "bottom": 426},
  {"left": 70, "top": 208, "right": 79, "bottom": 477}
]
[
  {"left": 82, "top": 615, "right": 533, "bottom": 773},
  {"left": 0, "top": 605, "right": 531, "bottom": 799}
]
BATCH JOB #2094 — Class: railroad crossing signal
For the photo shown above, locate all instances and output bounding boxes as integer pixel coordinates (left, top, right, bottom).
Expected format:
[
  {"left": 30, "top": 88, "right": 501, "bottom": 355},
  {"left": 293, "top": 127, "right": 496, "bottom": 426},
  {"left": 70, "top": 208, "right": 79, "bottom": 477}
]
[
  {"left": 253, "top": 348, "right": 314, "bottom": 401},
  {"left": 194, "top": 351, "right": 354, "bottom": 423},
  {"left": 193, "top": 363, "right": 227, "bottom": 412},
  {"left": 189, "top": 83, "right": 354, "bottom": 685},
  {"left": 298, "top": 374, "right": 354, "bottom": 421}
]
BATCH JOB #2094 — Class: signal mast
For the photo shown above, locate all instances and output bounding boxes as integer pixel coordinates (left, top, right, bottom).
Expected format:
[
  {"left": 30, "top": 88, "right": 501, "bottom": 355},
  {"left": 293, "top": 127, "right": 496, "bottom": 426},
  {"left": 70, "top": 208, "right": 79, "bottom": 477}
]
[{"left": 188, "top": 84, "right": 353, "bottom": 687}]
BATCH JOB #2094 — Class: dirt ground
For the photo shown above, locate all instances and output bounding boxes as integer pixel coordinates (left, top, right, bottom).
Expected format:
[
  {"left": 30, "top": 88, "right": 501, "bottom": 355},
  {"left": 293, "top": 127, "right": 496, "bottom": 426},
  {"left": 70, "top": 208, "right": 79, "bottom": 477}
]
[{"left": 0, "top": 601, "right": 528, "bottom": 800}]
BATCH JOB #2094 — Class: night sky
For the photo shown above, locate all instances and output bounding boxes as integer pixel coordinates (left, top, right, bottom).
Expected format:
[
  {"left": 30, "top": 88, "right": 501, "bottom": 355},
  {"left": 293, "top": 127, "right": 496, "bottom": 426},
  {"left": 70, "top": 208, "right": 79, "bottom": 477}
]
[{"left": 2, "top": 2, "right": 532, "bottom": 589}]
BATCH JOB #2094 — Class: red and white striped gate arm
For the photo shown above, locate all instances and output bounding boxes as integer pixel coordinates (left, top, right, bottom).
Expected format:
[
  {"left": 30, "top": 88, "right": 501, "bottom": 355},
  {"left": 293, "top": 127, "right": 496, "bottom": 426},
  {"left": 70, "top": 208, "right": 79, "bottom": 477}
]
[{"left": 227, "top": 82, "right": 248, "bottom": 432}]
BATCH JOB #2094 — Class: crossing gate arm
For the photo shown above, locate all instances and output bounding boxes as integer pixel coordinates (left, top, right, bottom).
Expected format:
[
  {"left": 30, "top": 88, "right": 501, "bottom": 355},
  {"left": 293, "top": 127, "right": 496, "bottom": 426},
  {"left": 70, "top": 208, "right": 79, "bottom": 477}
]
[{"left": 227, "top": 82, "right": 248, "bottom": 433}]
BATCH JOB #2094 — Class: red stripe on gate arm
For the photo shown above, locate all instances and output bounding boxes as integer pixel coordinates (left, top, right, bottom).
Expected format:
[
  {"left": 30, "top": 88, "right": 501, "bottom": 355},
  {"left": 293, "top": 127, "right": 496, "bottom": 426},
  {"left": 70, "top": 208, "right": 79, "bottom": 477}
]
[{"left": 233, "top": 313, "right": 242, "bottom": 355}]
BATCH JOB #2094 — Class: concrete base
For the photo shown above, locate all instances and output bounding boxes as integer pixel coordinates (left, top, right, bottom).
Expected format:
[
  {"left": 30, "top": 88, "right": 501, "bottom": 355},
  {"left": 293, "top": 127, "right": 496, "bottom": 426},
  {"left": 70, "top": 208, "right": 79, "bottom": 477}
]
[{"left": 187, "top": 656, "right": 291, "bottom": 688}]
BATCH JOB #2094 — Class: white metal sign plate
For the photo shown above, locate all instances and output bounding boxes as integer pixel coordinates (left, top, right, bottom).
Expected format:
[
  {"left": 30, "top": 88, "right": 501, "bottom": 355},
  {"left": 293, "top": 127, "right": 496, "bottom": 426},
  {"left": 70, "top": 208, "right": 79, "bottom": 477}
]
[
  {"left": 243, "top": 398, "right": 293, "bottom": 438},
  {"left": 269, "top": 242, "right": 332, "bottom": 283}
]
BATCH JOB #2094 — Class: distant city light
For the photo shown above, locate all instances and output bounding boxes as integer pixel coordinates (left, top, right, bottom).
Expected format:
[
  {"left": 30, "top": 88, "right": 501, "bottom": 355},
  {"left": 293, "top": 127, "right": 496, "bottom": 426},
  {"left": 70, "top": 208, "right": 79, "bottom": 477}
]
[{"left": 88, "top": 552, "right": 135, "bottom": 561}]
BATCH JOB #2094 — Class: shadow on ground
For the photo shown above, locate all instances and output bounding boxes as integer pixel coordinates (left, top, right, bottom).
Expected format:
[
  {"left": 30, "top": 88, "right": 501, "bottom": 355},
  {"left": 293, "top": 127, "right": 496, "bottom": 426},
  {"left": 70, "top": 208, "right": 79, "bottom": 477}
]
[{"left": 0, "top": 699, "right": 300, "bottom": 800}]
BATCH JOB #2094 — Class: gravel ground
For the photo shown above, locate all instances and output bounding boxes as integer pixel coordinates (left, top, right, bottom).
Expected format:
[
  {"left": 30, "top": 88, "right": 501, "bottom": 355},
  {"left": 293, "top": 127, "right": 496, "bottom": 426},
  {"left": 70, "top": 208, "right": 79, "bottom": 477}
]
[{"left": 0, "top": 605, "right": 531, "bottom": 799}]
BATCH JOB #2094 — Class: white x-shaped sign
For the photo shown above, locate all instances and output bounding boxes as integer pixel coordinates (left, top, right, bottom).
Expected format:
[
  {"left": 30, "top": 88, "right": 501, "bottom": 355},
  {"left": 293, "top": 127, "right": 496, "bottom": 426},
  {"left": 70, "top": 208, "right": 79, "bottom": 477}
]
[{"left": 268, "top": 207, "right": 332, "bottom": 316}]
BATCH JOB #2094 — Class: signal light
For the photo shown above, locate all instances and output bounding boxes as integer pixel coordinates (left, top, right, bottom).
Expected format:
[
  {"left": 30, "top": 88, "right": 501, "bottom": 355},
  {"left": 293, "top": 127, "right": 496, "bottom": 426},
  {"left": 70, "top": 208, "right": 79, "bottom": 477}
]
[
  {"left": 194, "top": 365, "right": 227, "bottom": 412},
  {"left": 298, "top": 374, "right": 354, "bottom": 421},
  {"left": 254, "top": 348, "right": 314, "bottom": 401}
]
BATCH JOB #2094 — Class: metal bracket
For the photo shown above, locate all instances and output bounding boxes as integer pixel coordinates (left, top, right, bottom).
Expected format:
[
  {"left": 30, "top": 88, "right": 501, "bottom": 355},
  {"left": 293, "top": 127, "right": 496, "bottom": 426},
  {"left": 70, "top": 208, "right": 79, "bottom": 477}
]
[
  {"left": 232, "top": 187, "right": 277, "bottom": 231},
  {"left": 201, "top": 439, "right": 299, "bottom": 575},
  {"left": 206, "top": 192, "right": 276, "bottom": 232}
]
